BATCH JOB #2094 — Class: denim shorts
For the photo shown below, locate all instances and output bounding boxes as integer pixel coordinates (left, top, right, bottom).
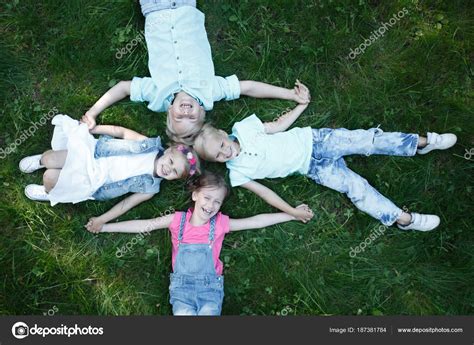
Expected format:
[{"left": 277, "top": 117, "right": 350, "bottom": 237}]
[{"left": 169, "top": 273, "right": 224, "bottom": 316}]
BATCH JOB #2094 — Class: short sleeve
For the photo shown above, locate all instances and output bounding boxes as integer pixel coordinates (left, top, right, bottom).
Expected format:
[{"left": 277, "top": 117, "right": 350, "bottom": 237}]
[
  {"left": 217, "top": 212, "right": 231, "bottom": 234},
  {"left": 231, "top": 114, "right": 265, "bottom": 138},
  {"left": 212, "top": 74, "right": 241, "bottom": 102},
  {"left": 228, "top": 169, "right": 251, "bottom": 187},
  {"left": 130, "top": 77, "right": 164, "bottom": 111}
]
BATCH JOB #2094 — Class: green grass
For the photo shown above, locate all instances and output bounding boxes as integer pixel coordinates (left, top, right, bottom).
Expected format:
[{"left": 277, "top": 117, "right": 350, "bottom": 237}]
[{"left": 0, "top": 0, "right": 473, "bottom": 315}]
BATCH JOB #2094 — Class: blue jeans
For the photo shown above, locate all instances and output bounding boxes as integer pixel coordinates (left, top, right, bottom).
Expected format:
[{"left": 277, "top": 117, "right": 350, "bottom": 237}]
[
  {"left": 169, "top": 274, "right": 224, "bottom": 316},
  {"left": 306, "top": 128, "right": 419, "bottom": 226}
]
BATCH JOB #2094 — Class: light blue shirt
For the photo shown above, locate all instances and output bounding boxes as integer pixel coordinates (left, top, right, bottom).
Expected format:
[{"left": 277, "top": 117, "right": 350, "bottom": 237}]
[
  {"left": 130, "top": 6, "right": 241, "bottom": 112},
  {"left": 226, "top": 115, "right": 313, "bottom": 187}
]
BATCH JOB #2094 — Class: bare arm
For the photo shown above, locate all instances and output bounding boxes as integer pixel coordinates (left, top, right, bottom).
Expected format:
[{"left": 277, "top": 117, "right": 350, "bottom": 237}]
[
  {"left": 239, "top": 79, "right": 310, "bottom": 104},
  {"left": 263, "top": 104, "right": 308, "bottom": 134},
  {"left": 81, "top": 80, "right": 132, "bottom": 129},
  {"left": 229, "top": 212, "right": 295, "bottom": 232},
  {"left": 100, "top": 213, "right": 175, "bottom": 233},
  {"left": 241, "top": 180, "right": 314, "bottom": 223},
  {"left": 89, "top": 124, "right": 147, "bottom": 141},
  {"left": 263, "top": 81, "right": 310, "bottom": 134},
  {"left": 85, "top": 193, "right": 155, "bottom": 233}
]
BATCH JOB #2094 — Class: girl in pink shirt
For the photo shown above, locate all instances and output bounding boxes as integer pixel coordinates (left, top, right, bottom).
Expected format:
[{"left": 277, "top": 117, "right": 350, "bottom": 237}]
[{"left": 89, "top": 171, "right": 304, "bottom": 315}]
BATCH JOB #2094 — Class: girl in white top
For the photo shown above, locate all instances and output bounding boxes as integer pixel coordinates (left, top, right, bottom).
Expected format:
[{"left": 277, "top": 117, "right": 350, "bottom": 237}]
[{"left": 19, "top": 114, "right": 200, "bottom": 232}]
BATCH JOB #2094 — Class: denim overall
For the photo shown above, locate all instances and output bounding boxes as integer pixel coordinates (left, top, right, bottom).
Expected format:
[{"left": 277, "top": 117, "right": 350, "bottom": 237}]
[
  {"left": 169, "top": 213, "right": 224, "bottom": 316},
  {"left": 91, "top": 135, "right": 163, "bottom": 200}
]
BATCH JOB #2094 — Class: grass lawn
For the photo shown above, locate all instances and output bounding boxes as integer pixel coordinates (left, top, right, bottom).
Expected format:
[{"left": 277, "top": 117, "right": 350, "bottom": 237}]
[{"left": 0, "top": 0, "right": 472, "bottom": 315}]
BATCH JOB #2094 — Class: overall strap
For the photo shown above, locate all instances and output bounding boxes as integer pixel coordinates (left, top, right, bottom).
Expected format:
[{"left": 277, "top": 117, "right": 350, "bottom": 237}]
[
  {"left": 208, "top": 215, "right": 217, "bottom": 244},
  {"left": 177, "top": 211, "right": 187, "bottom": 245}
]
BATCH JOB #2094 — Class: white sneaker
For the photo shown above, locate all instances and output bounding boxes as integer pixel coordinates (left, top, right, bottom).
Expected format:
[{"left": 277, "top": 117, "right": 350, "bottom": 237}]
[
  {"left": 417, "top": 132, "right": 457, "bottom": 155},
  {"left": 24, "top": 184, "right": 49, "bottom": 201},
  {"left": 19, "top": 154, "right": 44, "bottom": 173},
  {"left": 397, "top": 212, "right": 440, "bottom": 231}
]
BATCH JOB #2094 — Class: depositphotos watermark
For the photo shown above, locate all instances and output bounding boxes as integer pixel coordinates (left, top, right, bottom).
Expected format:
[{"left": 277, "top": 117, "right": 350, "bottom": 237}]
[
  {"left": 0, "top": 107, "right": 59, "bottom": 159},
  {"left": 115, "top": 206, "right": 175, "bottom": 258},
  {"left": 349, "top": 224, "right": 387, "bottom": 258},
  {"left": 347, "top": 7, "right": 409, "bottom": 60},
  {"left": 115, "top": 30, "right": 145, "bottom": 59},
  {"left": 11, "top": 321, "right": 103, "bottom": 339},
  {"left": 464, "top": 148, "right": 474, "bottom": 160}
]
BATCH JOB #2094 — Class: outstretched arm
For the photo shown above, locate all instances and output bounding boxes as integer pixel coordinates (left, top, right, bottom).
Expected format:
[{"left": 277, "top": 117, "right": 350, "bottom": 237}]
[
  {"left": 85, "top": 193, "right": 155, "bottom": 233},
  {"left": 89, "top": 124, "right": 147, "bottom": 141},
  {"left": 229, "top": 212, "right": 296, "bottom": 231},
  {"left": 99, "top": 213, "right": 174, "bottom": 234},
  {"left": 263, "top": 81, "right": 310, "bottom": 134},
  {"left": 240, "top": 79, "right": 310, "bottom": 104},
  {"left": 81, "top": 80, "right": 132, "bottom": 129},
  {"left": 240, "top": 180, "right": 314, "bottom": 223}
]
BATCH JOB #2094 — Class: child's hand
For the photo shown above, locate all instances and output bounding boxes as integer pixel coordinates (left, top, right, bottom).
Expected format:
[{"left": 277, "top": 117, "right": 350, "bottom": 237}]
[
  {"left": 291, "top": 204, "right": 314, "bottom": 223},
  {"left": 80, "top": 111, "right": 97, "bottom": 130},
  {"left": 85, "top": 217, "right": 104, "bottom": 233},
  {"left": 292, "top": 80, "right": 311, "bottom": 105}
]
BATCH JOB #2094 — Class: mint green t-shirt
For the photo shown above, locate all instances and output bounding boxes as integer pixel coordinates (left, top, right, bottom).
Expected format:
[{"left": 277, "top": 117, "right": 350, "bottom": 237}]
[{"left": 226, "top": 114, "right": 313, "bottom": 187}]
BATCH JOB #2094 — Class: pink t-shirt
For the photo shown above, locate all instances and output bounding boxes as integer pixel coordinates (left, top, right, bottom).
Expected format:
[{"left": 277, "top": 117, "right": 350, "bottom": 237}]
[{"left": 168, "top": 209, "right": 230, "bottom": 275}]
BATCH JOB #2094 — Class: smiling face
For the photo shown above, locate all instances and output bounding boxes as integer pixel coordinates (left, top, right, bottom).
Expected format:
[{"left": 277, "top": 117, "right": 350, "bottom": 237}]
[
  {"left": 195, "top": 128, "right": 240, "bottom": 163},
  {"left": 155, "top": 148, "right": 188, "bottom": 180},
  {"left": 192, "top": 186, "right": 227, "bottom": 221},
  {"left": 167, "top": 91, "right": 205, "bottom": 138}
]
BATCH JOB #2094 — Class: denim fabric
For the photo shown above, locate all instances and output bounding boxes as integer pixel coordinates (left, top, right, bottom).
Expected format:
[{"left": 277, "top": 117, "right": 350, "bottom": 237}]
[
  {"left": 306, "top": 128, "right": 419, "bottom": 226},
  {"left": 139, "top": 0, "right": 196, "bottom": 16},
  {"left": 169, "top": 213, "right": 224, "bottom": 316},
  {"left": 92, "top": 135, "right": 163, "bottom": 200},
  {"left": 169, "top": 274, "right": 224, "bottom": 316},
  {"left": 94, "top": 135, "right": 163, "bottom": 158},
  {"left": 92, "top": 174, "right": 162, "bottom": 200}
]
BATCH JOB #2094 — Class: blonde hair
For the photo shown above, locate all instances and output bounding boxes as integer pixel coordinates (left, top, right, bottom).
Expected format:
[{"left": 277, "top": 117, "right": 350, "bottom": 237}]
[
  {"left": 166, "top": 108, "right": 206, "bottom": 146},
  {"left": 193, "top": 123, "right": 224, "bottom": 162}
]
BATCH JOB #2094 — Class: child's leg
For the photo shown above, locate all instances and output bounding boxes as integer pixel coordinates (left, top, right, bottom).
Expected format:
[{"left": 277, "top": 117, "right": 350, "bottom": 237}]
[
  {"left": 43, "top": 169, "right": 61, "bottom": 193},
  {"left": 41, "top": 150, "right": 67, "bottom": 169},
  {"left": 172, "top": 301, "right": 198, "bottom": 316},
  {"left": 312, "top": 128, "right": 422, "bottom": 160},
  {"left": 307, "top": 157, "right": 403, "bottom": 226},
  {"left": 197, "top": 285, "right": 223, "bottom": 316}
]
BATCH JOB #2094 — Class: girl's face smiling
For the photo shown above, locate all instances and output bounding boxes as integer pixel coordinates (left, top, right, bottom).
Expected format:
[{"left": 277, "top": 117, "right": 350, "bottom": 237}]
[
  {"left": 155, "top": 149, "right": 187, "bottom": 180},
  {"left": 192, "top": 186, "right": 227, "bottom": 221}
]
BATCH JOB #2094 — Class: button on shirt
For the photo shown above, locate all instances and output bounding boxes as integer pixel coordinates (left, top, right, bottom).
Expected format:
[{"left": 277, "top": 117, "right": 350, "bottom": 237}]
[
  {"left": 226, "top": 115, "right": 313, "bottom": 187},
  {"left": 130, "top": 6, "right": 241, "bottom": 112}
]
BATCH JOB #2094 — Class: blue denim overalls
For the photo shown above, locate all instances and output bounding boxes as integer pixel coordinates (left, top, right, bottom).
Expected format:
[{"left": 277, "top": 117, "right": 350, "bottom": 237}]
[
  {"left": 92, "top": 135, "right": 163, "bottom": 200},
  {"left": 169, "top": 213, "right": 224, "bottom": 316}
]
